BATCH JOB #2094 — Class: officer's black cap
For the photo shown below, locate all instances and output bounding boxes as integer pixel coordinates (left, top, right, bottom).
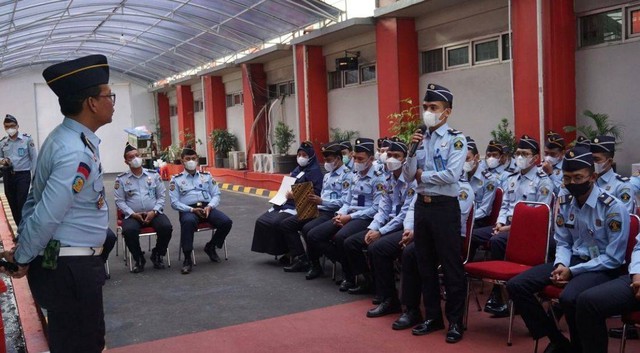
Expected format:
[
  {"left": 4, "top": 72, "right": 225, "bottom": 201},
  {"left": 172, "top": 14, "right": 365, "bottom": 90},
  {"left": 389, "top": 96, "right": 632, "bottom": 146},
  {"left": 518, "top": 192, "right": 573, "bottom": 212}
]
[
  {"left": 354, "top": 138, "right": 375, "bottom": 153},
  {"left": 486, "top": 140, "right": 503, "bottom": 154},
  {"left": 545, "top": 131, "right": 565, "bottom": 150},
  {"left": 321, "top": 141, "right": 343, "bottom": 156},
  {"left": 124, "top": 143, "right": 136, "bottom": 155},
  {"left": 517, "top": 135, "right": 539, "bottom": 154},
  {"left": 298, "top": 141, "right": 316, "bottom": 159},
  {"left": 466, "top": 136, "right": 477, "bottom": 154},
  {"left": 4, "top": 114, "right": 17, "bottom": 125},
  {"left": 42, "top": 54, "right": 110, "bottom": 98},
  {"left": 339, "top": 140, "right": 353, "bottom": 151},
  {"left": 182, "top": 145, "right": 197, "bottom": 156},
  {"left": 562, "top": 146, "right": 593, "bottom": 172},
  {"left": 423, "top": 83, "right": 453, "bottom": 108},
  {"left": 575, "top": 136, "right": 591, "bottom": 149},
  {"left": 387, "top": 139, "right": 408, "bottom": 155},
  {"left": 590, "top": 135, "right": 615, "bottom": 154}
]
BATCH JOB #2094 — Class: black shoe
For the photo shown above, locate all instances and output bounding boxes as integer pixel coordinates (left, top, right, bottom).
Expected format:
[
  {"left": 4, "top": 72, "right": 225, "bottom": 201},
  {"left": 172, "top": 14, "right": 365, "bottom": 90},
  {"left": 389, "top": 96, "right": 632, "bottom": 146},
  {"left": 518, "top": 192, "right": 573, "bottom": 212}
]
[
  {"left": 283, "top": 258, "right": 310, "bottom": 273},
  {"left": 348, "top": 280, "right": 373, "bottom": 295},
  {"left": 278, "top": 254, "right": 292, "bottom": 265},
  {"left": 372, "top": 295, "right": 383, "bottom": 305},
  {"left": 204, "top": 243, "right": 221, "bottom": 262},
  {"left": 542, "top": 341, "right": 571, "bottom": 353},
  {"left": 485, "top": 303, "right": 510, "bottom": 318},
  {"left": 609, "top": 326, "right": 639, "bottom": 339},
  {"left": 484, "top": 286, "right": 503, "bottom": 312},
  {"left": 392, "top": 308, "right": 423, "bottom": 330},
  {"left": 150, "top": 249, "right": 166, "bottom": 269},
  {"left": 131, "top": 255, "right": 146, "bottom": 273},
  {"left": 366, "top": 297, "right": 401, "bottom": 318},
  {"left": 305, "top": 264, "right": 324, "bottom": 280},
  {"left": 411, "top": 318, "right": 445, "bottom": 336},
  {"left": 181, "top": 259, "right": 193, "bottom": 274},
  {"left": 445, "top": 323, "right": 463, "bottom": 343},
  {"left": 339, "top": 280, "right": 356, "bottom": 292}
]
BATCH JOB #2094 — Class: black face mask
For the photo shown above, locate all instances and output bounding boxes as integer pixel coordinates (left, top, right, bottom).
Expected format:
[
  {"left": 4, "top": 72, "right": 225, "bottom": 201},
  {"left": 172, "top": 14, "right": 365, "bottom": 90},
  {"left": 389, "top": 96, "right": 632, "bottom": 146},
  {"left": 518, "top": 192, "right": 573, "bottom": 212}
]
[{"left": 565, "top": 181, "right": 592, "bottom": 198}]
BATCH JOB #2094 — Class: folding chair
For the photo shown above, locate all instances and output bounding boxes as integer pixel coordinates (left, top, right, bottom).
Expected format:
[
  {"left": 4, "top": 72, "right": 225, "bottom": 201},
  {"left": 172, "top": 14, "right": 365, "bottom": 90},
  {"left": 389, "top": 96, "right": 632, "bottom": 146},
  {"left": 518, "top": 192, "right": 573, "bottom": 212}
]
[
  {"left": 463, "top": 203, "right": 476, "bottom": 264},
  {"left": 178, "top": 221, "right": 228, "bottom": 265},
  {"left": 464, "top": 201, "right": 551, "bottom": 346},
  {"left": 116, "top": 209, "right": 171, "bottom": 271},
  {"left": 488, "top": 187, "right": 504, "bottom": 226}
]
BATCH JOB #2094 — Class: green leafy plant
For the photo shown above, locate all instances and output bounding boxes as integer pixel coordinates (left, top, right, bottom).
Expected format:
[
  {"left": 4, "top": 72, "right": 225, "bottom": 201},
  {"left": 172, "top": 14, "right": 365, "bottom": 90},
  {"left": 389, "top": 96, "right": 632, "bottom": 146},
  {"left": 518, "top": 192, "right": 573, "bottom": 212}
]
[
  {"left": 161, "top": 144, "right": 182, "bottom": 163},
  {"left": 330, "top": 128, "right": 360, "bottom": 143},
  {"left": 490, "top": 118, "right": 517, "bottom": 156},
  {"left": 563, "top": 110, "right": 622, "bottom": 145},
  {"left": 149, "top": 118, "right": 163, "bottom": 150},
  {"left": 387, "top": 98, "right": 421, "bottom": 144},
  {"left": 273, "top": 121, "right": 295, "bottom": 155},
  {"left": 209, "top": 129, "right": 237, "bottom": 157},
  {"left": 182, "top": 129, "right": 202, "bottom": 148}
]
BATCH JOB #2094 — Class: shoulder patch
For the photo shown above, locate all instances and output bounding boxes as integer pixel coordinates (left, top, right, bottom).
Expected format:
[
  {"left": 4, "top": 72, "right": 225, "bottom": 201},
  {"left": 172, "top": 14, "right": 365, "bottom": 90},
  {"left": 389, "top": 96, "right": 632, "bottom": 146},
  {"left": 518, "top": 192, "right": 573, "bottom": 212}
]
[
  {"left": 559, "top": 194, "right": 574, "bottom": 205},
  {"left": 537, "top": 171, "right": 548, "bottom": 178},
  {"left": 453, "top": 138, "right": 464, "bottom": 150},
  {"left": 114, "top": 180, "right": 120, "bottom": 190},
  {"left": 117, "top": 171, "right": 127, "bottom": 177},
  {"left": 598, "top": 193, "right": 615, "bottom": 206},
  {"left": 343, "top": 180, "right": 350, "bottom": 189},
  {"left": 447, "top": 128, "right": 462, "bottom": 135},
  {"left": 169, "top": 181, "right": 176, "bottom": 191},
  {"left": 540, "top": 186, "right": 550, "bottom": 196},
  {"left": 616, "top": 175, "right": 630, "bottom": 182},
  {"left": 459, "top": 190, "right": 468, "bottom": 200},
  {"left": 620, "top": 189, "right": 631, "bottom": 202},
  {"left": 72, "top": 175, "right": 85, "bottom": 193},
  {"left": 487, "top": 182, "right": 495, "bottom": 191},
  {"left": 608, "top": 219, "right": 622, "bottom": 232},
  {"left": 407, "top": 188, "right": 415, "bottom": 196},
  {"left": 376, "top": 183, "right": 385, "bottom": 191},
  {"left": 556, "top": 214, "right": 564, "bottom": 227},
  {"left": 482, "top": 170, "right": 492, "bottom": 179}
]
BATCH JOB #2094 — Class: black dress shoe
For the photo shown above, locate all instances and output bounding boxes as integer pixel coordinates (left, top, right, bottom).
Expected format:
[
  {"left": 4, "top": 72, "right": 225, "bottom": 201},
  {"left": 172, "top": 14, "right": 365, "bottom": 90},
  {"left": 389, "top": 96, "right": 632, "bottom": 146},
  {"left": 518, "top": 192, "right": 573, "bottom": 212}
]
[
  {"left": 181, "top": 259, "right": 193, "bottom": 274},
  {"left": 372, "top": 295, "right": 383, "bottom": 305},
  {"left": 366, "top": 297, "right": 401, "bottom": 318},
  {"left": 204, "top": 243, "right": 221, "bottom": 262},
  {"left": 283, "top": 258, "right": 310, "bottom": 273},
  {"left": 305, "top": 265, "right": 324, "bottom": 280},
  {"left": 278, "top": 254, "right": 292, "bottom": 265},
  {"left": 542, "top": 341, "right": 571, "bottom": 353},
  {"left": 131, "top": 255, "right": 146, "bottom": 273},
  {"left": 392, "top": 308, "right": 423, "bottom": 330},
  {"left": 339, "top": 280, "right": 356, "bottom": 292},
  {"left": 484, "top": 287, "right": 503, "bottom": 312},
  {"left": 411, "top": 318, "right": 445, "bottom": 336},
  {"left": 609, "top": 326, "right": 639, "bottom": 339},
  {"left": 445, "top": 323, "right": 463, "bottom": 343},
  {"left": 485, "top": 303, "right": 510, "bottom": 318},
  {"left": 348, "top": 281, "right": 373, "bottom": 295},
  {"left": 150, "top": 249, "right": 166, "bottom": 269}
]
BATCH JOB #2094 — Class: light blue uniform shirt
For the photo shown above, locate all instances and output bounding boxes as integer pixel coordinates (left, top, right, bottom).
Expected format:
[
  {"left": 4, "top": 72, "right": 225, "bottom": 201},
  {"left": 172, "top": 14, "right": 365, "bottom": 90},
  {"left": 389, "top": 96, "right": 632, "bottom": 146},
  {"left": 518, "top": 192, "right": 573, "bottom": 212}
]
[
  {"left": 596, "top": 168, "right": 635, "bottom": 214},
  {"left": 629, "top": 231, "right": 640, "bottom": 275},
  {"left": 15, "top": 118, "right": 108, "bottom": 263},
  {"left": 403, "top": 198, "right": 416, "bottom": 231},
  {"left": 403, "top": 123, "right": 466, "bottom": 197},
  {"left": 554, "top": 186, "right": 629, "bottom": 276},
  {"left": 169, "top": 170, "right": 220, "bottom": 213},
  {"left": 540, "top": 158, "right": 564, "bottom": 195},
  {"left": 114, "top": 168, "right": 166, "bottom": 217},
  {"left": 319, "top": 165, "right": 351, "bottom": 212},
  {"left": 0, "top": 133, "right": 38, "bottom": 172},
  {"left": 458, "top": 179, "right": 475, "bottom": 236},
  {"left": 466, "top": 167, "right": 497, "bottom": 220},
  {"left": 337, "top": 165, "right": 386, "bottom": 219},
  {"left": 498, "top": 167, "right": 554, "bottom": 225},
  {"left": 368, "top": 173, "right": 417, "bottom": 235}
]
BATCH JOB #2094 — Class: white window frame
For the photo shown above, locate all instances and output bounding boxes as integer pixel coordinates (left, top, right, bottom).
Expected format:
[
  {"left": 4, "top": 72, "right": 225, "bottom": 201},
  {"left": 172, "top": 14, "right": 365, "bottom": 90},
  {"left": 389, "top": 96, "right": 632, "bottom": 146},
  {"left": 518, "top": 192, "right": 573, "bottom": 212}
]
[
  {"left": 577, "top": 6, "right": 625, "bottom": 49},
  {"left": 421, "top": 47, "right": 444, "bottom": 74},
  {"left": 500, "top": 31, "right": 512, "bottom": 61},
  {"left": 342, "top": 68, "right": 359, "bottom": 87},
  {"left": 445, "top": 43, "right": 470, "bottom": 70},
  {"left": 359, "top": 63, "right": 377, "bottom": 84},
  {"left": 473, "top": 36, "right": 500, "bottom": 65}
]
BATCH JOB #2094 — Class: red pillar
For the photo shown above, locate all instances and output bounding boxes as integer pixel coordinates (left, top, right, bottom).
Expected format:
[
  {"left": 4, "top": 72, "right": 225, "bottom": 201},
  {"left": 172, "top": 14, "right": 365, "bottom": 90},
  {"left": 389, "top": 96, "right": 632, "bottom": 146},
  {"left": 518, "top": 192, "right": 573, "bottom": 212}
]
[
  {"left": 242, "top": 63, "right": 267, "bottom": 170},
  {"left": 375, "top": 18, "right": 419, "bottom": 137},
  {"left": 295, "top": 45, "right": 329, "bottom": 158},
  {"left": 176, "top": 85, "right": 195, "bottom": 146},
  {"left": 204, "top": 75, "right": 227, "bottom": 162},
  {"left": 157, "top": 92, "right": 171, "bottom": 149}
]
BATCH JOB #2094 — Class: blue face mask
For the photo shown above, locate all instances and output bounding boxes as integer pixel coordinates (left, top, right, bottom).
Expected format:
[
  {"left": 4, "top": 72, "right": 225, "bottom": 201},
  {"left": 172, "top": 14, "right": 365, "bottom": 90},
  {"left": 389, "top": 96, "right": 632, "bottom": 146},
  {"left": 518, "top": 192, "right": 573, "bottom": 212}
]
[{"left": 342, "top": 155, "right": 351, "bottom": 165}]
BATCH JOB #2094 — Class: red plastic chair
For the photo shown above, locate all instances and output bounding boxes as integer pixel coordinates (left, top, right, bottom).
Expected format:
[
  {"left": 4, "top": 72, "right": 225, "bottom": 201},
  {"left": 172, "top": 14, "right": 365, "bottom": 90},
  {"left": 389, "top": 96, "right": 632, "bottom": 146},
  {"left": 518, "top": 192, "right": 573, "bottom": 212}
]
[
  {"left": 463, "top": 203, "right": 475, "bottom": 264},
  {"left": 116, "top": 209, "right": 171, "bottom": 270},
  {"left": 178, "top": 221, "right": 229, "bottom": 265},
  {"left": 464, "top": 201, "right": 551, "bottom": 346},
  {"left": 487, "top": 187, "right": 503, "bottom": 226}
]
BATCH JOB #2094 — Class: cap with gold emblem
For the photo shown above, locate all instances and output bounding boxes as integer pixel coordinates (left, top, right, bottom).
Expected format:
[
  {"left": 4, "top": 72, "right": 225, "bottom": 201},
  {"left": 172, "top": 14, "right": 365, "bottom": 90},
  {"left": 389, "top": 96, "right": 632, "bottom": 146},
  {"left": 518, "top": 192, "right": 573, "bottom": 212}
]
[
  {"left": 354, "top": 138, "right": 375, "bottom": 153},
  {"left": 43, "top": 54, "right": 110, "bottom": 98},
  {"left": 562, "top": 146, "right": 593, "bottom": 172},
  {"left": 590, "top": 135, "right": 615, "bottom": 154},
  {"left": 517, "top": 135, "right": 539, "bottom": 154},
  {"left": 545, "top": 131, "right": 565, "bottom": 150},
  {"left": 321, "top": 141, "right": 343, "bottom": 156},
  {"left": 486, "top": 140, "right": 503, "bottom": 154},
  {"left": 423, "top": 83, "right": 453, "bottom": 107}
]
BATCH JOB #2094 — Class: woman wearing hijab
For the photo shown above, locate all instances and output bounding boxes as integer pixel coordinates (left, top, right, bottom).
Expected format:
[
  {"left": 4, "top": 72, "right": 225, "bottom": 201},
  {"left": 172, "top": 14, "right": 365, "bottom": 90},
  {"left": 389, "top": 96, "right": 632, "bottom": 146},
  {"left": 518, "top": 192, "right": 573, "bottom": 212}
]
[{"left": 250, "top": 141, "right": 323, "bottom": 260}]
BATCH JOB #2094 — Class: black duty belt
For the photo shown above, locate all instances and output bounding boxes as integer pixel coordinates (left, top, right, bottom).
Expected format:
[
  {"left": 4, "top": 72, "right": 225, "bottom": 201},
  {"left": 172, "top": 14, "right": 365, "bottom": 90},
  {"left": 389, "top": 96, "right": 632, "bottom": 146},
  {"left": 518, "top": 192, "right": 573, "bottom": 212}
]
[
  {"left": 189, "top": 202, "right": 207, "bottom": 208},
  {"left": 417, "top": 194, "right": 457, "bottom": 204}
]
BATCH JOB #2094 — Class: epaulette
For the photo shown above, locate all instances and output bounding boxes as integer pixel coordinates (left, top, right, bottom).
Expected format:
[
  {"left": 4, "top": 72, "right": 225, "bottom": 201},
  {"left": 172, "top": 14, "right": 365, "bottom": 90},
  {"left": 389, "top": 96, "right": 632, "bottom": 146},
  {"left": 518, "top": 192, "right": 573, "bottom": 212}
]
[
  {"left": 0, "top": 136, "right": 7, "bottom": 141},
  {"left": 146, "top": 169, "right": 157, "bottom": 173},
  {"left": 505, "top": 166, "right": 516, "bottom": 173},
  {"left": 374, "top": 169, "right": 383, "bottom": 176},
  {"left": 616, "top": 175, "right": 630, "bottom": 182},
  {"left": 200, "top": 171, "right": 210, "bottom": 175},
  {"left": 537, "top": 171, "right": 549, "bottom": 178},
  {"left": 116, "top": 171, "right": 127, "bottom": 177},
  {"left": 447, "top": 128, "right": 462, "bottom": 135},
  {"left": 342, "top": 167, "right": 350, "bottom": 173},
  {"left": 173, "top": 173, "right": 183, "bottom": 177},
  {"left": 22, "top": 133, "right": 31, "bottom": 137},
  {"left": 559, "top": 194, "right": 573, "bottom": 205},
  {"left": 508, "top": 171, "right": 519, "bottom": 178},
  {"left": 482, "top": 169, "right": 492, "bottom": 179},
  {"left": 598, "top": 193, "right": 615, "bottom": 206}
]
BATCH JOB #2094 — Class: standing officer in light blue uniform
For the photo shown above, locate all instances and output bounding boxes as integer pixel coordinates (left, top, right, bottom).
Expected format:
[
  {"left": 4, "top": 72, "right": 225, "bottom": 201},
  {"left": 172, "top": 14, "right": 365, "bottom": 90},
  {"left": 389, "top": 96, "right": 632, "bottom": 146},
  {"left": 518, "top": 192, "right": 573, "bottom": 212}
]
[
  {"left": 0, "top": 114, "right": 38, "bottom": 226},
  {"left": 0, "top": 54, "right": 113, "bottom": 353},
  {"left": 305, "top": 138, "right": 386, "bottom": 290},
  {"left": 540, "top": 131, "right": 566, "bottom": 195},
  {"left": 463, "top": 136, "right": 497, "bottom": 228},
  {"left": 345, "top": 138, "right": 416, "bottom": 298},
  {"left": 282, "top": 141, "right": 351, "bottom": 273},
  {"left": 589, "top": 135, "right": 636, "bottom": 214},
  {"left": 507, "top": 146, "right": 629, "bottom": 353},
  {"left": 170, "top": 147, "right": 232, "bottom": 274},
  {"left": 115, "top": 143, "right": 172, "bottom": 273}
]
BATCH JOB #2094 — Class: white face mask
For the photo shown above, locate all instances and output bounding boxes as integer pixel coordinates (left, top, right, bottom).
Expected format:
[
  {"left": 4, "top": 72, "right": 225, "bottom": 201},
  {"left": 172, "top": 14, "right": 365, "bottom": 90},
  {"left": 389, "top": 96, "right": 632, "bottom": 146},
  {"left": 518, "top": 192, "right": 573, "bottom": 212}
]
[
  {"left": 184, "top": 160, "right": 197, "bottom": 171},
  {"left": 324, "top": 161, "right": 336, "bottom": 172},
  {"left": 379, "top": 152, "right": 388, "bottom": 164},
  {"left": 544, "top": 155, "right": 560, "bottom": 165},
  {"left": 463, "top": 160, "right": 475, "bottom": 173},
  {"left": 594, "top": 161, "right": 608, "bottom": 174},
  {"left": 422, "top": 110, "right": 442, "bottom": 128},
  {"left": 129, "top": 157, "right": 143, "bottom": 169},
  {"left": 5, "top": 128, "right": 17, "bottom": 137},
  {"left": 297, "top": 156, "right": 309, "bottom": 167},
  {"left": 486, "top": 157, "right": 500, "bottom": 169},
  {"left": 385, "top": 157, "right": 403, "bottom": 172},
  {"left": 353, "top": 161, "right": 368, "bottom": 172},
  {"left": 515, "top": 156, "right": 532, "bottom": 170}
]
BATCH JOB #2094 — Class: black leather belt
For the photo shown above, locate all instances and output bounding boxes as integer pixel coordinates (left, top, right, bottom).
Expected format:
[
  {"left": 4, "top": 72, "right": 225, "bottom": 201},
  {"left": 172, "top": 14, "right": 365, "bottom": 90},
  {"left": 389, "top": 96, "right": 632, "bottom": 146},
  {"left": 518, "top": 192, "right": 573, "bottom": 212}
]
[
  {"left": 189, "top": 202, "right": 207, "bottom": 208},
  {"left": 417, "top": 194, "right": 456, "bottom": 204},
  {"left": 12, "top": 170, "right": 30, "bottom": 175}
]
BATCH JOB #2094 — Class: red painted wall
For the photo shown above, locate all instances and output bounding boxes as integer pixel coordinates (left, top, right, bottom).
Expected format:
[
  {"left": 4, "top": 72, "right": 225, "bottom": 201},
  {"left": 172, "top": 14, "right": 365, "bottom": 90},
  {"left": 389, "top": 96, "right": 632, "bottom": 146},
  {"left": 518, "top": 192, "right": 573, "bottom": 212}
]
[
  {"left": 296, "top": 45, "right": 329, "bottom": 159},
  {"left": 204, "top": 75, "right": 228, "bottom": 162},
  {"left": 176, "top": 85, "right": 195, "bottom": 146},
  {"left": 242, "top": 64, "right": 268, "bottom": 170},
  {"left": 157, "top": 93, "right": 171, "bottom": 149}
]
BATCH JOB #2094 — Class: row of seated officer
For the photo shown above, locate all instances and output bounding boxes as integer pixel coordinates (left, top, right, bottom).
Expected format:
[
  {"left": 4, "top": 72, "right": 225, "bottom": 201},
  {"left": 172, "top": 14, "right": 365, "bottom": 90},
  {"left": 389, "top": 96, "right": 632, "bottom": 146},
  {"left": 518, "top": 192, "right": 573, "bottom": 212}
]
[{"left": 114, "top": 143, "right": 232, "bottom": 275}]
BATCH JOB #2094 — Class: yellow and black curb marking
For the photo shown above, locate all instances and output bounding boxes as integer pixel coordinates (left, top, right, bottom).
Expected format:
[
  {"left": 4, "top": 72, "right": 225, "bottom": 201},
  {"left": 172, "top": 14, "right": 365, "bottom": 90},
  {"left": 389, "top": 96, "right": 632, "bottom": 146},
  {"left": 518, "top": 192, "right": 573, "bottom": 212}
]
[
  {"left": 0, "top": 192, "right": 17, "bottom": 237},
  {"left": 218, "top": 183, "right": 277, "bottom": 199}
]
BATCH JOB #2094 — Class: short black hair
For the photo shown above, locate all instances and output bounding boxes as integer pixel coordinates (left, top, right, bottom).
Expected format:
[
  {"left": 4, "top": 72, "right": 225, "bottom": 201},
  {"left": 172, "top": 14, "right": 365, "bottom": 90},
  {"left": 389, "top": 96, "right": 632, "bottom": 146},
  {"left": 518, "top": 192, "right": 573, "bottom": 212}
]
[
  {"left": 181, "top": 147, "right": 197, "bottom": 158},
  {"left": 59, "top": 85, "right": 102, "bottom": 116}
]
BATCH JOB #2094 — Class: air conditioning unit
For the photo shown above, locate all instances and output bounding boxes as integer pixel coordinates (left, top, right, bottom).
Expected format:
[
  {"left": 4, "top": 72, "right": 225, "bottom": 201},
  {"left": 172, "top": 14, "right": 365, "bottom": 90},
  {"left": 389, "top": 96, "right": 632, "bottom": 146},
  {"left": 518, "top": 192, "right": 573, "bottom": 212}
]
[
  {"left": 262, "top": 154, "right": 275, "bottom": 174},
  {"left": 228, "top": 151, "right": 246, "bottom": 170},
  {"left": 253, "top": 153, "right": 264, "bottom": 173}
]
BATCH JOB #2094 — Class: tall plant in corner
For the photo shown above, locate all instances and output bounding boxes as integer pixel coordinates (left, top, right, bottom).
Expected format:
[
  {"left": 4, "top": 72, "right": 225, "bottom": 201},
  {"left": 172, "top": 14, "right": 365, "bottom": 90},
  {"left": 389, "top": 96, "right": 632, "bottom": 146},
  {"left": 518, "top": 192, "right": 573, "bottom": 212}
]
[
  {"left": 387, "top": 98, "right": 421, "bottom": 144},
  {"left": 563, "top": 110, "right": 622, "bottom": 146},
  {"left": 490, "top": 118, "right": 517, "bottom": 156}
]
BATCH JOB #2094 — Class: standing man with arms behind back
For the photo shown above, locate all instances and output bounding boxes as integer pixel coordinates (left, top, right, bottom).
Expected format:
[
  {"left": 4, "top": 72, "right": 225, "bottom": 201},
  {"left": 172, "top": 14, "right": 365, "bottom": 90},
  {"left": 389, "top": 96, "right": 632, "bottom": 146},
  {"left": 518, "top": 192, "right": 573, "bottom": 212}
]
[
  {"left": 0, "top": 55, "right": 113, "bottom": 353},
  {"left": 0, "top": 114, "right": 38, "bottom": 227},
  {"left": 403, "top": 83, "right": 467, "bottom": 343}
]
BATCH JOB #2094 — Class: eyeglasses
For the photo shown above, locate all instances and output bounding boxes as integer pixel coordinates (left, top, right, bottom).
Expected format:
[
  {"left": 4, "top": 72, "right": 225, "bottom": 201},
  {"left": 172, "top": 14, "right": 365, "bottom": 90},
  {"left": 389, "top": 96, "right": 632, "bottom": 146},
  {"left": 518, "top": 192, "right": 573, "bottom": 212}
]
[
  {"left": 94, "top": 93, "right": 116, "bottom": 106},
  {"left": 562, "top": 175, "right": 590, "bottom": 184},
  {"left": 514, "top": 151, "right": 533, "bottom": 158}
]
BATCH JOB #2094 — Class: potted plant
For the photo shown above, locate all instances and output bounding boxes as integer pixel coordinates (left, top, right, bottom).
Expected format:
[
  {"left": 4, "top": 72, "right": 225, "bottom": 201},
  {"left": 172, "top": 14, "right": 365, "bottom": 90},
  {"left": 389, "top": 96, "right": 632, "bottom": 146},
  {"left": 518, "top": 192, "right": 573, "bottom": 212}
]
[
  {"left": 181, "top": 129, "right": 206, "bottom": 165},
  {"left": 490, "top": 118, "right": 517, "bottom": 157},
  {"left": 273, "top": 121, "right": 297, "bottom": 174},
  {"left": 161, "top": 144, "right": 182, "bottom": 165},
  {"left": 386, "top": 98, "right": 420, "bottom": 144},
  {"left": 563, "top": 110, "right": 623, "bottom": 146},
  {"left": 330, "top": 127, "right": 360, "bottom": 144},
  {"left": 210, "top": 129, "right": 237, "bottom": 168}
]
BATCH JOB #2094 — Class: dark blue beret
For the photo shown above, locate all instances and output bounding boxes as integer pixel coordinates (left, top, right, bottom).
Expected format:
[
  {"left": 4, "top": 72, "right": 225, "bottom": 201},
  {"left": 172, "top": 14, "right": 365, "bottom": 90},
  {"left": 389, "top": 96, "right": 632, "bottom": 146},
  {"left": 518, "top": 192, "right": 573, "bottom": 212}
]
[
  {"left": 355, "top": 138, "right": 375, "bottom": 153},
  {"left": 423, "top": 83, "right": 453, "bottom": 108},
  {"left": 124, "top": 143, "right": 136, "bottom": 155},
  {"left": 466, "top": 136, "right": 477, "bottom": 153},
  {"left": 387, "top": 139, "right": 408, "bottom": 155},
  {"left": 321, "top": 141, "right": 342, "bottom": 155},
  {"left": 590, "top": 135, "right": 615, "bottom": 153},
  {"left": 298, "top": 141, "right": 316, "bottom": 159},
  {"left": 339, "top": 140, "right": 353, "bottom": 151},
  {"left": 545, "top": 131, "right": 565, "bottom": 149},
  {"left": 563, "top": 147, "right": 593, "bottom": 171},
  {"left": 575, "top": 136, "right": 591, "bottom": 149},
  {"left": 4, "top": 114, "right": 17, "bottom": 124},
  {"left": 43, "top": 54, "right": 110, "bottom": 98},
  {"left": 517, "top": 135, "right": 539, "bottom": 154},
  {"left": 486, "top": 140, "right": 503, "bottom": 153}
]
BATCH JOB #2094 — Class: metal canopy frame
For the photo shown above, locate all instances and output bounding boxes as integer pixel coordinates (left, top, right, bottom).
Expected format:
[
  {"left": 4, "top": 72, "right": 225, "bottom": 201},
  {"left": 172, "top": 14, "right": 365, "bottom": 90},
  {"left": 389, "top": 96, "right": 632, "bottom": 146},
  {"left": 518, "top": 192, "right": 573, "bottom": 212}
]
[{"left": 0, "top": 0, "right": 341, "bottom": 84}]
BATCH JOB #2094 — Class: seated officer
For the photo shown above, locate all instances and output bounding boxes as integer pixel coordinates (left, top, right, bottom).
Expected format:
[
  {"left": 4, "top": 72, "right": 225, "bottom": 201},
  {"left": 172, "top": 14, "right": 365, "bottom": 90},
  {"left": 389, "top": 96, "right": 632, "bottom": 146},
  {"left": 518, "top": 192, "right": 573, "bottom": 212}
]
[
  {"left": 305, "top": 138, "right": 386, "bottom": 291},
  {"left": 507, "top": 146, "right": 629, "bottom": 353},
  {"left": 115, "top": 143, "right": 172, "bottom": 273},
  {"left": 344, "top": 139, "right": 417, "bottom": 301},
  {"left": 590, "top": 135, "right": 635, "bottom": 214},
  {"left": 169, "top": 147, "right": 232, "bottom": 274},
  {"left": 540, "top": 131, "right": 566, "bottom": 195},
  {"left": 282, "top": 141, "right": 351, "bottom": 273},
  {"left": 470, "top": 135, "right": 554, "bottom": 317},
  {"left": 463, "top": 136, "right": 497, "bottom": 228},
  {"left": 340, "top": 140, "right": 355, "bottom": 170}
]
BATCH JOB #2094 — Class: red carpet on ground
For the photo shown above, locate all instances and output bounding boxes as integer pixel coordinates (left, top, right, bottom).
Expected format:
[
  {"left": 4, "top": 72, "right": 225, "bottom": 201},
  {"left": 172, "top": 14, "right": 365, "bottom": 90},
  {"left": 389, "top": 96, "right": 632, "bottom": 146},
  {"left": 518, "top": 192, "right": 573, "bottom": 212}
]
[{"left": 104, "top": 298, "right": 639, "bottom": 353}]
